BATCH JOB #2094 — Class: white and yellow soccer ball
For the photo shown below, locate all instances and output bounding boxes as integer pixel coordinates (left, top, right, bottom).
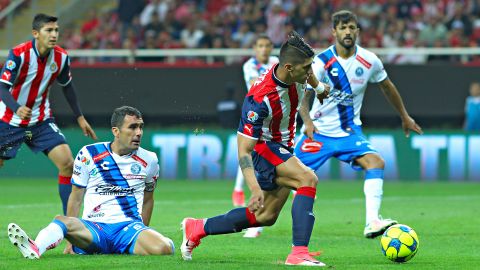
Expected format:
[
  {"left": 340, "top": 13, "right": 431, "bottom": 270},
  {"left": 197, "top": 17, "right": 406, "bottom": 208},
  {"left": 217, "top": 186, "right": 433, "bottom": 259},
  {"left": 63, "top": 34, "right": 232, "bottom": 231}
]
[{"left": 380, "top": 224, "right": 419, "bottom": 263}]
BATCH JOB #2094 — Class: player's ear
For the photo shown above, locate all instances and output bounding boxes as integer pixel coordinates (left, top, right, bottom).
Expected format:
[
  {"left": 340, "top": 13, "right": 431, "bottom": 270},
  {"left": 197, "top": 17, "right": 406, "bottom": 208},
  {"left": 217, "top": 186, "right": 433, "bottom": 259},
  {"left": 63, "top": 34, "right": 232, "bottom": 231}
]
[
  {"left": 32, "top": 29, "right": 39, "bottom": 38},
  {"left": 284, "top": 63, "right": 293, "bottom": 72},
  {"left": 112, "top": 127, "right": 119, "bottom": 137}
]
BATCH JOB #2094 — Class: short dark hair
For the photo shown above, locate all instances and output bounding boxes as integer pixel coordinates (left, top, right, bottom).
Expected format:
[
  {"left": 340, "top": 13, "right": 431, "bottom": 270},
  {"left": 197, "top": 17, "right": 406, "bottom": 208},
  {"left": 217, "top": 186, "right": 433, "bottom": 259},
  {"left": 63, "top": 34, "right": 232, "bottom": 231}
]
[
  {"left": 32, "top": 13, "right": 58, "bottom": 31},
  {"left": 332, "top": 10, "right": 358, "bottom": 29},
  {"left": 279, "top": 30, "right": 315, "bottom": 66},
  {"left": 254, "top": 34, "right": 272, "bottom": 45},
  {"left": 111, "top": 106, "right": 142, "bottom": 128}
]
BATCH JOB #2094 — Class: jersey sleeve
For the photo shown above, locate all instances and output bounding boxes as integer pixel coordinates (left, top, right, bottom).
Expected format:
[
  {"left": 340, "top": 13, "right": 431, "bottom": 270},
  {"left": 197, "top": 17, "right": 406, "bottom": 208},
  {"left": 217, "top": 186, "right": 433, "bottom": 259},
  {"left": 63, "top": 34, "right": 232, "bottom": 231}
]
[
  {"left": 71, "top": 147, "right": 90, "bottom": 188},
  {"left": 0, "top": 50, "right": 22, "bottom": 86},
  {"left": 237, "top": 96, "right": 269, "bottom": 140},
  {"left": 369, "top": 54, "right": 388, "bottom": 83},
  {"left": 243, "top": 60, "right": 258, "bottom": 91},
  {"left": 57, "top": 55, "right": 73, "bottom": 86},
  {"left": 145, "top": 154, "right": 159, "bottom": 192}
]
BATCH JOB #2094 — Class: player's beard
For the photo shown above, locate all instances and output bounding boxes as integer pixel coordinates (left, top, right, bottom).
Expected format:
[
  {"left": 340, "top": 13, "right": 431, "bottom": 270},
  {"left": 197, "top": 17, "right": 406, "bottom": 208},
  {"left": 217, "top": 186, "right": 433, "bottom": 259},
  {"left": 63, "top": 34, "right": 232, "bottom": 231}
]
[{"left": 338, "top": 36, "right": 355, "bottom": 49}]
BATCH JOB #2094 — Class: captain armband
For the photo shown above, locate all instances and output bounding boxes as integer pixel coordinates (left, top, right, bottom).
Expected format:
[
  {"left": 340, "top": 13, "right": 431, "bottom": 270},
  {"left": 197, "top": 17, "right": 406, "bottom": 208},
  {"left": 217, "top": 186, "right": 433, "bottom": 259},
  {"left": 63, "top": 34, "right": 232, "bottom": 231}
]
[{"left": 145, "top": 181, "right": 156, "bottom": 192}]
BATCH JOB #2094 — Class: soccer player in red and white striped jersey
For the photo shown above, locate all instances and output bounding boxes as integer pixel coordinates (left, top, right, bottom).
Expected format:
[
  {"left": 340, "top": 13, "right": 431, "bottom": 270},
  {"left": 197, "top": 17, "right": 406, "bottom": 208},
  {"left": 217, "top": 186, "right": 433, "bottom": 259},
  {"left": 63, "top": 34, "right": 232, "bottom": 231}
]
[
  {"left": 0, "top": 14, "right": 97, "bottom": 215},
  {"left": 180, "top": 31, "right": 332, "bottom": 266}
]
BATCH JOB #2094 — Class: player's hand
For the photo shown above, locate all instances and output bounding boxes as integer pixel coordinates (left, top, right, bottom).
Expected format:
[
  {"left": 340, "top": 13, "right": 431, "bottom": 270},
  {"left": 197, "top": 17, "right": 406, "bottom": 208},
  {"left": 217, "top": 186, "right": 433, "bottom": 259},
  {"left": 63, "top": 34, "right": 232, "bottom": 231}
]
[
  {"left": 316, "top": 83, "right": 330, "bottom": 105},
  {"left": 247, "top": 187, "right": 264, "bottom": 213},
  {"left": 16, "top": 106, "right": 32, "bottom": 120},
  {"left": 402, "top": 115, "right": 423, "bottom": 138},
  {"left": 77, "top": 116, "right": 98, "bottom": 140},
  {"left": 303, "top": 122, "right": 318, "bottom": 141},
  {"left": 63, "top": 242, "right": 75, "bottom": 255}
]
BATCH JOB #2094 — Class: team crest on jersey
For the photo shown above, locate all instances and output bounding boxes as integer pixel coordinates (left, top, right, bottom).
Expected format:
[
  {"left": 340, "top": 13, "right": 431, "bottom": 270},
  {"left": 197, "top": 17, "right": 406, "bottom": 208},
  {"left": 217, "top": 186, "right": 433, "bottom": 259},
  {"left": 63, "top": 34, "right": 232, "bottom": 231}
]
[
  {"left": 5, "top": 60, "right": 16, "bottom": 70},
  {"left": 50, "top": 62, "right": 58, "bottom": 73},
  {"left": 247, "top": 111, "right": 258, "bottom": 122},
  {"left": 355, "top": 67, "right": 364, "bottom": 76},
  {"left": 131, "top": 163, "right": 141, "bottom": 174}
]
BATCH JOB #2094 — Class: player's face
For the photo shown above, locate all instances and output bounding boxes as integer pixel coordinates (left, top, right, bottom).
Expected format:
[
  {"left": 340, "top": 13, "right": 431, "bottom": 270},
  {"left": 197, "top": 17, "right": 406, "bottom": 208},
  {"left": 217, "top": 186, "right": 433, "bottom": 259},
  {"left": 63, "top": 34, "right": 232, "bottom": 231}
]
[
  {"left": 115, "top": 115, "right": 144, "bottom": 151},
  {"left": 33, "top": 22, "right": 59, "bottom": 50},
  {"left": 254, "top": 38, "right": 273, "bottom": 64},
  {"left": 287, "top": 58, "right": 314, "bottom": 84},
  {"left": 333, "top": 20, "right": 359, "bottom": 49}
]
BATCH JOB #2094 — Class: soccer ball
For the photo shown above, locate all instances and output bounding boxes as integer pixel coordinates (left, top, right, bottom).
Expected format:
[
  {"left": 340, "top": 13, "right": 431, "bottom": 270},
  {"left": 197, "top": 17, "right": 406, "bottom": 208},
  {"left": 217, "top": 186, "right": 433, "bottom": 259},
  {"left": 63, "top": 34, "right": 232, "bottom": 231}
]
[{"left": 380, "top": 224, "right": 419, "bottom": 263}]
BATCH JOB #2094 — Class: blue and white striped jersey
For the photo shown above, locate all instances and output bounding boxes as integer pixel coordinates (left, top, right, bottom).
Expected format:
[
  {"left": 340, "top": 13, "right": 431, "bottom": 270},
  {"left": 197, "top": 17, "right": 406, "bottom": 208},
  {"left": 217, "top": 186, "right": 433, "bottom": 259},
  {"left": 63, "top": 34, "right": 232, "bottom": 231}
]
[
  {"left": 71, "top": 142, "right": 159, "bottom": 223},
  {"left": 242, "top": 56, "right": 279, "bottom": 91},
  {"left": 306, "top": 45, "right": 387, "bottom": 137}
]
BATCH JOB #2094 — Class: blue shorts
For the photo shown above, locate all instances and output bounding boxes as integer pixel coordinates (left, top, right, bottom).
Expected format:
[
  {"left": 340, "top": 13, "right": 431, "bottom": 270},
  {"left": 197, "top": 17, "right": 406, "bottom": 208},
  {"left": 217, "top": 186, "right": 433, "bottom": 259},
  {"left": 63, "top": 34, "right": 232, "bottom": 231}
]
[
  {"left": 0, "top": 118, "right": 67, "bottom": 159},
  {"left": 72, "top": 220, "right": 149, "bottom": 255},
  {"left": 294, "top": 131, "right": 377, "bottom": 171},
  {"left": 252, "top": 141, "right": 293, "bottom": 191}
]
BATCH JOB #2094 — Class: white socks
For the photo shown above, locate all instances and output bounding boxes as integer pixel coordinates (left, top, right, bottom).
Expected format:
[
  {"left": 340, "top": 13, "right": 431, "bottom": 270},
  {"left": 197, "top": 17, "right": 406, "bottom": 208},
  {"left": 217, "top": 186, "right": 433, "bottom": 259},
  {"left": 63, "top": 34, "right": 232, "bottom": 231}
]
[
  {"left": 234, "top": 165, "right": 244, "bottom": 191},
  {"left": 364, "top": 178, "right": 383, "bottom": 224},
  {"left": 35, "top": 222, "right": 65, "bottom": 255}
]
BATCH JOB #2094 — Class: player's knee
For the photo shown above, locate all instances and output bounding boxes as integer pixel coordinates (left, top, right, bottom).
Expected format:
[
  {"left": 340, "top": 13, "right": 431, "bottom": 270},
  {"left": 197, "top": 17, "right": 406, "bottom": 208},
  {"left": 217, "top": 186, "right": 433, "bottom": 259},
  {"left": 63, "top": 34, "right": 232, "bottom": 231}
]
[
  {"left": 148, "top": 238, "right": 174, "bottom": 255},
  {"left": 298, "top": 170, "right": 318, "bottom": 188},
  {"left": 57, "top": 158, "right": 74, "bottom": 174},
  {"left": 256, "top": 212, "right": 280, "bottom": 226}
]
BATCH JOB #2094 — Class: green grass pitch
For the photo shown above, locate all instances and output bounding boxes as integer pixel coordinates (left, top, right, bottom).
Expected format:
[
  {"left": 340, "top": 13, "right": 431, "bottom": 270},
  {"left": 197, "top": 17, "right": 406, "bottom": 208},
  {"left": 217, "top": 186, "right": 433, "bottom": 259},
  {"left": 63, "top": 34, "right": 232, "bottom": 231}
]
[{"left": 0, "top": 178, "right": 479, "bottom": 269}]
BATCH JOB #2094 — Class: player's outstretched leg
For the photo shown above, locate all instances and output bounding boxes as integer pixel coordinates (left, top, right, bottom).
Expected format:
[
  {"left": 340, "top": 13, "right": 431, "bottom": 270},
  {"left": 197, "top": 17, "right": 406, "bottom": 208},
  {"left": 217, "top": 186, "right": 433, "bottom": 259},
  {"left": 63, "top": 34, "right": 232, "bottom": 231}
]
[
  {"left": 180, "top": 217, "right": 206, "bottom": 261},
  {"left": 243, "top": 226, "right": 263, "bottom": 238},
  {"left": 7, "top": 223, "right": 40, "bottom": 259},
  {"left": 232, "top": 166, "right": 245, "bottom": 207}
]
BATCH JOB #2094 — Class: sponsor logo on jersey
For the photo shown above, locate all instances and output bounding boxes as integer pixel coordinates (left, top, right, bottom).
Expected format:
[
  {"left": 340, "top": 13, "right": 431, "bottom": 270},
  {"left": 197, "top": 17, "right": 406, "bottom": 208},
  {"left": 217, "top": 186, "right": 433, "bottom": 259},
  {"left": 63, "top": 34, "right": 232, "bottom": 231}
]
[
  {"left": 88, "top": 204, "right": 105, "bottom": 218},
  {"left": 93, "top": 151, "right": 110, "bottom": 163},
  {"left": 124, "top": 174, "right": 145, "bottom": 180},
  {"left": 2, "top": 70, "right": 11, "bottom": 81},
  {"left": 247, "top": 110, "right": 258, "bottom": 122},
  {"left": 279, "top": 147, "right": 290, "bottom": 155},
  {"left": 314, "top": 110, "right": 322, "bottom": 119},
  {"left": 350, "top": 78, "right": 365, "bottom": 84},
  {"left": 50, "top": 62, "right": 58, "bottom": 72},
  {"left": 130, "top": 163, "right": 141, "bottom": 174},
  {"left": 89, "top": 168, "right": 99, "bottom": 176},
  {"left": 243, "top": 123, "right": 254, "bottom": 136},
  {"left": 300, "top": 139, "right": 323, "bottom": 153},
  {"left": 95, "top": 183, "right": 135, "bottom": 196},
  {"left": 81, "top": 156, "right": 90, "bottom": 165},
  {"left": 132, "top": 154, "right": 147, "bottom": 167},
  {"left": 5, "top": 60, "right": 16, "bottom": 70}
]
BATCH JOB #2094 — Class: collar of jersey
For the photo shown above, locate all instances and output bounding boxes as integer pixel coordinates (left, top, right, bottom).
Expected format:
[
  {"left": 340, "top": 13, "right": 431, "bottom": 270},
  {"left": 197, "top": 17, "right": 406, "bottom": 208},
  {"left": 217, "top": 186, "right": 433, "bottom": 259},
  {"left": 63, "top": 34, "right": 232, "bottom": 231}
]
[
  {"left": 271, "top": 64, "right": 289, "bottom": 88},
  {"left": 332, "top": 44, "right": 357, "bottom": 59},
  {"left": 107, "top": 142, "right": 137, "bottom": 157}
]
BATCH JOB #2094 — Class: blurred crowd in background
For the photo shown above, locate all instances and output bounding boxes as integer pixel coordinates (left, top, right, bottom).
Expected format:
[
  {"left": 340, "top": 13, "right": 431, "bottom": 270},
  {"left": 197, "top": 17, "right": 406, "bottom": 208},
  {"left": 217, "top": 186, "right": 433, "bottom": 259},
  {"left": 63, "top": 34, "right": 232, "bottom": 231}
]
[{"left": 3, "top": 0, "right": 480, "bottom": 64}]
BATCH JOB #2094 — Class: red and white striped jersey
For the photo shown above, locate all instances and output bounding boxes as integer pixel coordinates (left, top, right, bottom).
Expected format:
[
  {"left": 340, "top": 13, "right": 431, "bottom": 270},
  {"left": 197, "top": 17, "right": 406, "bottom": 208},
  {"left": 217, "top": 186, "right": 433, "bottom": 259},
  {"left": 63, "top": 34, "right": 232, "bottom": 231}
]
[
  {"left": 237, "top": 64, "right": 309, "bottom": 148},
  {"left": 0, "top": 39, "right": 72, "bottom": 127}
]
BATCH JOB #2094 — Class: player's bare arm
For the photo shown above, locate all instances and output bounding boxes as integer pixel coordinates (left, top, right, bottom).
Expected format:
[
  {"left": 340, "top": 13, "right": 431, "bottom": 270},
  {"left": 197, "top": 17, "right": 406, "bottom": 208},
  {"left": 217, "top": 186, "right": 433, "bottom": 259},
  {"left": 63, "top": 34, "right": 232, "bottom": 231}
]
[
  {"left": 299, "top": 90, "right": 317, "bottom": 140},
  {"left": 77, "top": 116, "right": 97, "bottom": 140},
  {"left": 63, "top": 185, "right": 85, "bottom": 254},
  {"left": 142, "top": 191, "right": 154, "bottom": 226},
  {"left": 307, "top": 74, "right": 330, "bottom": 104},
  {"left": 237, "top": 134, "right": 264, "bottom": 212},
  {"left": 378, "top": 78, "right": 423, "bottom": 137}
]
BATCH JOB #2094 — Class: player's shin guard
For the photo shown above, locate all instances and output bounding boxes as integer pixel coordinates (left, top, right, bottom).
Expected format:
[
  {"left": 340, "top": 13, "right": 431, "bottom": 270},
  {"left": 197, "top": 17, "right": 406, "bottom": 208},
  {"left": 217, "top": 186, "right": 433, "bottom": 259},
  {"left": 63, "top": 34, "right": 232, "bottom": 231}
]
[
  {"left": 35, "top": 219, "right": 67, "bottom": 255},
  {"left": 58, "top": 175, "right": 71, "bottom": 215},
  {"left": 364, "top": 169, "right": 384, "bottom": 224},
  {"left": 204, "top": 208, "right": 257, "bottom": 235},
  {"left": 292, "top": 186, "right": 316, "bottom": 246}
]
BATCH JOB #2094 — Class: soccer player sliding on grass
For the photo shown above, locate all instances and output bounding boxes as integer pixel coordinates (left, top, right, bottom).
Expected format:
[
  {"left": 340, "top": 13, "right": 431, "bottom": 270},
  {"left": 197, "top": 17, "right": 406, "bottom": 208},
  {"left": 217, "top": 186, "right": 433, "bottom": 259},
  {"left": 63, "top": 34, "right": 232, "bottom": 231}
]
[
  {"left": 181, "top": 31, "right": 331, "bottom": 266},
  {"left": 8, "top": 106, "right": 174, "bottom": 258}
]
